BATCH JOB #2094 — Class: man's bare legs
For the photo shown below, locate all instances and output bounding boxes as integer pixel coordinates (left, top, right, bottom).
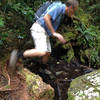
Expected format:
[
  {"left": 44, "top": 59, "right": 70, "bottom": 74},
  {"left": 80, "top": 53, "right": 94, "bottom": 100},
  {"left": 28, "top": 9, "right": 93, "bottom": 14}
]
[
  {"left": 42, "top": 52, "right": 51, "bottom": 64},
  {"left": 23, "top": 48, "right": 47, "bottom": 57},
  {"left": 9, "top": 49, "right": 51, "bottom": 74},
  {"left": 23, "top": 49, "right": 51, "bottom": 74},
  {"left": 23, "top": 48, "right": 50, "bottom": 64}
]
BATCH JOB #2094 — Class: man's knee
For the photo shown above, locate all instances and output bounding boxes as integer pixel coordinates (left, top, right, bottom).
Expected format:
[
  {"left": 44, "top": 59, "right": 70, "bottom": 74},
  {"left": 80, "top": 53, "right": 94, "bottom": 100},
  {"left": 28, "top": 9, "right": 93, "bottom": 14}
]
[
  {"left": 40, "top": 51, "right": 47, "bottom": 56},
  {"left": 42, "top": 52, "right": 51, "bottom": 64},
  {"left": 40, "top": 51, "right": 51, "bottom": 56}
]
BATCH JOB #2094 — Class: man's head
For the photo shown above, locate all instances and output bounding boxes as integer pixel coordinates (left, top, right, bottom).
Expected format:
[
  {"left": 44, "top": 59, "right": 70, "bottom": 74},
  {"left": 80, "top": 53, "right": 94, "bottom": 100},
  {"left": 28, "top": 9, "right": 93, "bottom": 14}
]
[{"left": 65, "top": 0, "right": 79, "bottom": 17}]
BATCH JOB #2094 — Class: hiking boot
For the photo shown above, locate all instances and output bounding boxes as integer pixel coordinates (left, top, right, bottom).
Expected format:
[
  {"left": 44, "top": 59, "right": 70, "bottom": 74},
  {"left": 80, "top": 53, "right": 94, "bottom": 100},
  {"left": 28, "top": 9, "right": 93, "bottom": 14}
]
[
  {"left": 9, "top": 49, "right": 18, "bottom": 70},
  {"left": 39, "top": 64, "right": 52, "bottom": 75},
  {"left": 39, "top": 67, "right": 52, "bottom": 75}
]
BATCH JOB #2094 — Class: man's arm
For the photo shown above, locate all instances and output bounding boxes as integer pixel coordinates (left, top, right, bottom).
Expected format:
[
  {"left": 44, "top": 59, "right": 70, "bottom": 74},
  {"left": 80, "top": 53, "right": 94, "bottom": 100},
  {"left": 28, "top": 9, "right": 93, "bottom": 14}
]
[
  {"left": 44, "top": 14, "right": 55, "bottom": 33},
  {"left": 44, "top": 14, "right": 66, "bottom": 44}
]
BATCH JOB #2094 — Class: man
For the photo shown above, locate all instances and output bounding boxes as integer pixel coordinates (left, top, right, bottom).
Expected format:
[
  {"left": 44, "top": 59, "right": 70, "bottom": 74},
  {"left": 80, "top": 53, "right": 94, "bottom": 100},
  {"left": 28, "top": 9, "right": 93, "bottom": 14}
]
[{"left": 9, "top": 0, "right": 79, "bottom": 72}]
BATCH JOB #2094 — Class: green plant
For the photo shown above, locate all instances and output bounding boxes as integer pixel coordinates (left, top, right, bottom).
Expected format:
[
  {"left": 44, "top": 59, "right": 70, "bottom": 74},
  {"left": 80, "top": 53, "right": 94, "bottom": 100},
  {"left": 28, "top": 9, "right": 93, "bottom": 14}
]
[
  {"left": 11, "top": 3, "right": 34, "bottom": 22},
  {"left": 0, "top": 16, "right": 4, "bottom": 27},
  {"left": 0, "top": 32, "right": 8, "bottom": 48},
  {"left": 88, "top": 3, "right": 100, "bottom": 26},
  {"left": 0, "top": 16, "right": 5, "bottom": 47},
  {"left": 74, "top": 20, "right": 100, "bottom": 67}
]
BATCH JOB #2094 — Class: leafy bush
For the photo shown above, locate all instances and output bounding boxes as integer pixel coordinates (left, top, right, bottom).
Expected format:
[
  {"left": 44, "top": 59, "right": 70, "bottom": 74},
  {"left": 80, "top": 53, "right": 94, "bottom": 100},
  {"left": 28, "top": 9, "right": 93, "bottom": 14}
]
[
  {"left": 0, "top": 16, "right": 5, "bottom": 47},
  {"left": 0, "top": 0, "right": 100, "bottom": 68},
  {"left": 0, "top": 16, "right": 4, "bottom": 27},
  {"left": 88, "top": 3, "right": 100, "bottom": 26},
  {"left": 58, "top": 7, "right": 100, "bottom": 67},
  {"left": 74, "top": 18, "right": 100, "bottom": 67},
  {"left": 11, "top": 3, "right": 34, "bottom": 22},
  {"left": 80, "top": 1, "right": 100, "bottom": 26},
  {"left": 0, "top": 32, "right": 8, "bottom": 48}
]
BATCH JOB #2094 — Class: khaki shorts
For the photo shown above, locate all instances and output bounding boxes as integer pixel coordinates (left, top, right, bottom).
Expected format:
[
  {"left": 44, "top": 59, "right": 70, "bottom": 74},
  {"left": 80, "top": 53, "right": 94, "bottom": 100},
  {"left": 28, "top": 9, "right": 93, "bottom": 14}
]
[{"left": 30, "top": 22, "right": 51, "bottom": 53}]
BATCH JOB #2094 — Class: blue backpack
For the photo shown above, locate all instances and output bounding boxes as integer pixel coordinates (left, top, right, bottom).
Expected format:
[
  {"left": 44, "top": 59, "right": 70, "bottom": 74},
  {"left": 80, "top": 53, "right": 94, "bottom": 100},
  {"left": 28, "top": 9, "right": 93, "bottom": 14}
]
[
  {"left": 34, "top": 1, "right": 52, "bottom": 21},
  {"left": 34, "top": 1, "right": 63, "bottom": 21}
]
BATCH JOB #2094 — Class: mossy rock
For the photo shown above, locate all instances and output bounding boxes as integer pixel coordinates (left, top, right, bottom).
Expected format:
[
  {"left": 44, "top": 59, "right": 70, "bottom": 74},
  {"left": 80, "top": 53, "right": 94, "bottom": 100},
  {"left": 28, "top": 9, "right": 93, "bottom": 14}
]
[
  {"left": 68, "top": 69, "right": 100, "bottom": 100},
  {"left": 21, "top": 68, "right": 55, "bottom": 100}
]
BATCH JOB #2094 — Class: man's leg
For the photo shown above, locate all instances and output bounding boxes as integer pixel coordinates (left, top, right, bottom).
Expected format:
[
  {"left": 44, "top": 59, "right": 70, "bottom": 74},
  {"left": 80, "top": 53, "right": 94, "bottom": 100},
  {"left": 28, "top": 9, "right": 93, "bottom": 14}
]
[
  {"left": 42, "top": 52, "right": 51, "bottom": 64},
  {"left": 39, "top": 52, "right": 52, "bottom": 75},
  {"left": 23, "top": 49, "right": 47, "bottom": 57},
  {"left": 9, "top": 22, "right": 50, "bottom": 68},
  {"left": 39, "top": 36, "right": 52, "bottom": 74}
]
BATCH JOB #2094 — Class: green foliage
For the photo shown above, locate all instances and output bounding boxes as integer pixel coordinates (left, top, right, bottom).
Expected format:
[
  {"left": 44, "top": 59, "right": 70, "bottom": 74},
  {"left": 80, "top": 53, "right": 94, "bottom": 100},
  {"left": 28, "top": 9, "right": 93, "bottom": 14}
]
[
  {"left": 88, "top": 3, "right": 100, "bottom": 26},
  {"left": 0, "top": 32, "right": 8, "bottom": 47},
  {"left": 75, "top": 21, "right": 100, "bottom": 66},
  {"left": 11, "top": 3, "right": 34, "bottom": 22},
  {"left": 77, "top": 22, "right": 100, "bottom": 66},
  {"left": 34, "top": 0, "right": 47, "bottom": 11},
  {"left": 0, "top": 16, "right": 5, "bottom": 47},
  {"left": 59, "top": 7, "right": 100, "bottom": 67},
  {"left": 71, "top": 7, "right": 100, "bottom": 66},
  {"left": 67, "top": 48, "right": 74, "bottom": 63},
  {"left": 90, "top": 49, "right": 100, "bottom": 66},
  {"left": 80, "top": 0, "right": 100, "bottom": 26},
  {"left": 76, "top": 23, "right": 100, "bottom": 47},
  {"left": 0, "top": 0, "right": 100, "bottom": 68},
  {"left": 0, "top": 40, "right": 3, "bottom": 47},
  {"left": 0, "top": 16, "right": 4, "bottom": 27}
]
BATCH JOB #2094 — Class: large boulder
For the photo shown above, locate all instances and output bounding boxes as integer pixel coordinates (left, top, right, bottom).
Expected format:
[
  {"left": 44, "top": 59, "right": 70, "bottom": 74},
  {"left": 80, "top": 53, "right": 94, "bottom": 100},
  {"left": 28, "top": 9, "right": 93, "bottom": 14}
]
[
  {"left": 68, "top": 69, "right": 100, "bottom": 100},
  {"left": 21, "top": 68, "right": 55, "bottom": 100}
]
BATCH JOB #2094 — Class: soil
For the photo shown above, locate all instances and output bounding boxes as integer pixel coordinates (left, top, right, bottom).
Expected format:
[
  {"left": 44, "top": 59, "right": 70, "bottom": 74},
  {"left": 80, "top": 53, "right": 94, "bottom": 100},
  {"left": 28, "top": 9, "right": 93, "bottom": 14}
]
[{"left": 0, "top": 61, "right": 30, "bottom": 100}]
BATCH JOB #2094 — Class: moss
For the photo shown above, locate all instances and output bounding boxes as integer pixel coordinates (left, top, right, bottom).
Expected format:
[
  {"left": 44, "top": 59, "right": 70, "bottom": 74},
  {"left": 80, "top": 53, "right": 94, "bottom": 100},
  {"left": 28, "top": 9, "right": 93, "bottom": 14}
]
[
  {"left": 67, "top": 48, "right": 74, "bottom": 63},
  {"left": 80, "top": 55, "right": 86, "bottom": 64},
  {"left": 67, "top": 92, "right": 75, "bottom": 100},
  {"left": 21, "top": 68, "right": 54, "bottom": 100},
  {"left": 30, "top": 96, "right": 36, "bottom": 100},
  {"left": 5, "top": 85, "right": 11, "bottom": 89},
  {"left": 96, "top": 98, "right": 100, "bottom": 100},
  {"left": 40, "top": 89, "right": 54, "bottom": 100},
  {"left": 68, "top": 70, "right": 100, "bottom": 100}
]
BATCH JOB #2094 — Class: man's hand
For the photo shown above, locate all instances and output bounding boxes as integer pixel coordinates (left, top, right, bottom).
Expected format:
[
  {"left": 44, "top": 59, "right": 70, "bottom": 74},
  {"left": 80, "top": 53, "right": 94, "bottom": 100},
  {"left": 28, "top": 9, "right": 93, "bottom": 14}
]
[{"left": 52, "top": 32, "right": 66, "bottom": 44}]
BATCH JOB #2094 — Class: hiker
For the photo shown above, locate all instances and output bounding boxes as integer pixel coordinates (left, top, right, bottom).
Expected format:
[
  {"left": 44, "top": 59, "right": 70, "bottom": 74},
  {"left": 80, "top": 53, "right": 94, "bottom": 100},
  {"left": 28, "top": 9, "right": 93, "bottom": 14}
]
[{"left": 9, "top": 0, "right": 79, "bottom": 72}]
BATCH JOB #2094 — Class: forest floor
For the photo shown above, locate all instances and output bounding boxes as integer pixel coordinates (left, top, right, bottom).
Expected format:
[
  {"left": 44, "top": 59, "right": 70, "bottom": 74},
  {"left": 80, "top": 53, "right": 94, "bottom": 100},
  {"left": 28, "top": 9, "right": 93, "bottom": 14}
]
[
  {"left": 0, "top": 48, "right": 94, "bottom": 100},
  {"left": 25, "top": 56, "right": 94, "bottom": 100}
]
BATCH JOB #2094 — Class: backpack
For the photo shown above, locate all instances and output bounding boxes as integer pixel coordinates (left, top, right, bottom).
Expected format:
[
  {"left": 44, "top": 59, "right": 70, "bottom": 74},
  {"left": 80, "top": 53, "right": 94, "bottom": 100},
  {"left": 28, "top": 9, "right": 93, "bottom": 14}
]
[
  {"left": 34, "top": 1, "right": 63, "bottom": 21},
  {"left": 34, "top": 1, "right": 52, "bottom": 21}
]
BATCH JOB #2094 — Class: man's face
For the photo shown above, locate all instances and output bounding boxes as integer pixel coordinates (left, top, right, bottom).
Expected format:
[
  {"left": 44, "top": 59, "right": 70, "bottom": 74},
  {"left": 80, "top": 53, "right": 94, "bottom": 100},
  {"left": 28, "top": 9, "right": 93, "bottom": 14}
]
[{"left": 67, "top": 6, "right": 78, "bottom": 17}]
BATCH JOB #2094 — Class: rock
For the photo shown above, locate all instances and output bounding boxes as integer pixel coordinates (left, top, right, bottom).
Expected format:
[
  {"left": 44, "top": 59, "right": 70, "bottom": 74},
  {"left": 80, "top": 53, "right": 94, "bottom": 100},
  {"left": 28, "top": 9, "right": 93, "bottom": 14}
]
[
  {"left": 56, "top": 71, "right": 64, "bottom": 76},
  {"left": 68, "top": 69, "right": 100, "bottom": 100},
  {"left": 21, "top": 68, "right": 55, "bottom": 100}
]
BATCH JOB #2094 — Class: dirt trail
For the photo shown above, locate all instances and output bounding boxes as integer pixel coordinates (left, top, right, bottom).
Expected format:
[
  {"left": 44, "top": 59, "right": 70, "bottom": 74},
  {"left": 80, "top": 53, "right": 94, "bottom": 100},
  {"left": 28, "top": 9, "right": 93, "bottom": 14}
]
[{"left": 0, "top": 61, "right": 30, "bottom": 100}]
